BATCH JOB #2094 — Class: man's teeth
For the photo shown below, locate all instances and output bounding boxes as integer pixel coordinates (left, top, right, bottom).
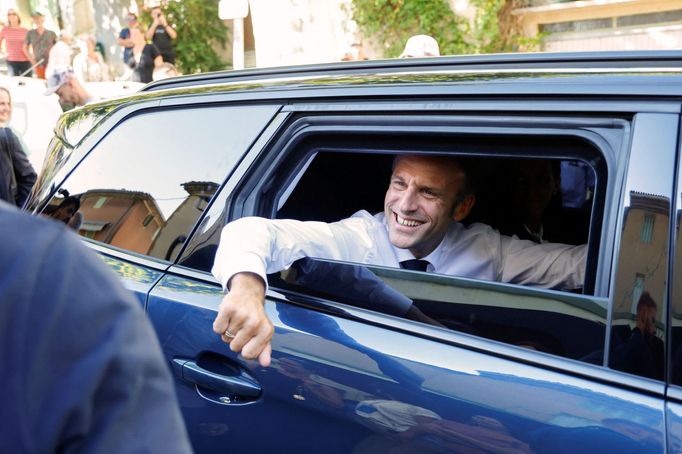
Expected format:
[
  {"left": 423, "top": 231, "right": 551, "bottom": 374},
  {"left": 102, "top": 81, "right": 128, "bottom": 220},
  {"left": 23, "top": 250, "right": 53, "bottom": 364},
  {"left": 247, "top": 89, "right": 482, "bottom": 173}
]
[{"left": 397, "top": 215, "right": 422, "bottom": 227}]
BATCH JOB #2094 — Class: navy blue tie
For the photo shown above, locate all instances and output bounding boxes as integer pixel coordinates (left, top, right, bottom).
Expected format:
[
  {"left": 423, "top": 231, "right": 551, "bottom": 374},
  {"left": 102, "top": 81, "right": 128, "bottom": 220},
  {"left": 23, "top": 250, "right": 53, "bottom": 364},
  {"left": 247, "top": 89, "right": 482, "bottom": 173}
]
[{"left": 399, "top": 259, "right": 430, "bottom": 272}]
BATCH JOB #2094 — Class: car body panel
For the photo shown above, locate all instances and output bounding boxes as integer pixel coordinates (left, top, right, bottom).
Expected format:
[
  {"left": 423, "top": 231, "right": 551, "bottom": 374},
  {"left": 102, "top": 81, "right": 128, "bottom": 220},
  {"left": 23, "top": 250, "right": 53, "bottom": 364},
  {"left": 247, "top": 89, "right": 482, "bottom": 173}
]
[{"left": 147, "top": 270, "right": 665, "bottom": 453}]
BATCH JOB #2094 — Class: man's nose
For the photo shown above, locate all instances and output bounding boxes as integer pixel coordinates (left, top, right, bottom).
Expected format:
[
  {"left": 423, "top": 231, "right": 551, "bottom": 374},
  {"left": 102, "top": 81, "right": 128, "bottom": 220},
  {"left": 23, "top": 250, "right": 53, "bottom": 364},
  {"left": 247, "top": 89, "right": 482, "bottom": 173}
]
[{"left": 398, "top": 187, "right": 419, "bottom": 212}]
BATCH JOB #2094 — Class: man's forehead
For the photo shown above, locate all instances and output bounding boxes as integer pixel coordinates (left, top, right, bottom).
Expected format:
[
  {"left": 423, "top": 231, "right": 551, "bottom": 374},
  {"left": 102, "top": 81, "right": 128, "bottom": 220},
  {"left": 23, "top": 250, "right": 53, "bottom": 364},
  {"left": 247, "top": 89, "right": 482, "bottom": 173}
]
[{"left": 393, "top": 155, "right": 464, "bottom": 177}]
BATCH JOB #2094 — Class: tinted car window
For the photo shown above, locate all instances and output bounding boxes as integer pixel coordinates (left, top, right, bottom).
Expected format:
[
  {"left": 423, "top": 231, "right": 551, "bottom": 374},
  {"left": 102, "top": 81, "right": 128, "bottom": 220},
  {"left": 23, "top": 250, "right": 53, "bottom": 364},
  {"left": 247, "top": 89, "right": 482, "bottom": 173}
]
[
  {"left": 42, "top": 104, "right": 279, "bottom": 262},
  {"left": 670, "top": 133, "right": 682, "bottom": 386}
]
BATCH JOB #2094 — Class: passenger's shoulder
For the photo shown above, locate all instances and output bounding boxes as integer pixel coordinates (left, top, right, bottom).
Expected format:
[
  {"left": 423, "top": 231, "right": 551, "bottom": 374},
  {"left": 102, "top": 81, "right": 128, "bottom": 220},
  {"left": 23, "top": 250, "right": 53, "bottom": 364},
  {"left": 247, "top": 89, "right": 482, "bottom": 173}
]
[{"left": 462, "top": 221, "right": 499, "bottom": 235}]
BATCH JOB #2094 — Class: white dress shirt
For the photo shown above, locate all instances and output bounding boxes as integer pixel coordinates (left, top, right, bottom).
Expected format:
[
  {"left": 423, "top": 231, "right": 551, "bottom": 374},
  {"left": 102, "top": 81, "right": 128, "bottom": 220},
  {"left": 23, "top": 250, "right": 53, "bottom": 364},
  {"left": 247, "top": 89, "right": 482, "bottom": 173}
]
[{"left": 212, "top": 210, "right": 586, "bottom": 291}]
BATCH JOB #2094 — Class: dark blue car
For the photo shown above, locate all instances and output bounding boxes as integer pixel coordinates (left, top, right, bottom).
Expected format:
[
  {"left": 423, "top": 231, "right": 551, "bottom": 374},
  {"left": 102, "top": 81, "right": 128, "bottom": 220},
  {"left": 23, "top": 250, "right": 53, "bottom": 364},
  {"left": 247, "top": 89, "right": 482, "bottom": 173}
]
[{"left": 27, "top": 52, "right": 682, "bottom": 452}]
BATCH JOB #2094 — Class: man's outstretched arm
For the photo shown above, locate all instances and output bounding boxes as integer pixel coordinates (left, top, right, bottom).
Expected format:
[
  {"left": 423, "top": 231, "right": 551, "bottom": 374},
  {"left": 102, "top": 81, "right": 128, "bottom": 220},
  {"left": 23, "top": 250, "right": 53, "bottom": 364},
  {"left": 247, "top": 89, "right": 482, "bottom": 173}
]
[{"left": 210, "top": 214, "right": 378, "bottom": 366}]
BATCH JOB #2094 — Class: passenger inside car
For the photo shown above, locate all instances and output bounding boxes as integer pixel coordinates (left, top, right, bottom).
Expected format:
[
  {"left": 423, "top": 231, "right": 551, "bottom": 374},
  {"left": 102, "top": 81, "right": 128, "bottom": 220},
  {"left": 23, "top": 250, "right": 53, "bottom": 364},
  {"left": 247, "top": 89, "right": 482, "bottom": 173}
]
[
  {"left": 263, "top": 151, "right": 602, "bottom": 360},
  {"left": 211, "top": 154, "right": 589, "bottom": 366}
]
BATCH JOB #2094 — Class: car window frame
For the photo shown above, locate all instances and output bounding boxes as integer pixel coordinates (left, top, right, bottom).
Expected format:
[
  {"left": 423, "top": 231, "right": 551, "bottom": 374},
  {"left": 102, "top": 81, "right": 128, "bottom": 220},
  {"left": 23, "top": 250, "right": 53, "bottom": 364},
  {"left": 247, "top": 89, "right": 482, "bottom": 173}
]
[
  {"left": 35, "top": 102, "right": 283, "bottom": 266},
  {"left": 208, "top": 111, "right": 634, "bottom": 366}
]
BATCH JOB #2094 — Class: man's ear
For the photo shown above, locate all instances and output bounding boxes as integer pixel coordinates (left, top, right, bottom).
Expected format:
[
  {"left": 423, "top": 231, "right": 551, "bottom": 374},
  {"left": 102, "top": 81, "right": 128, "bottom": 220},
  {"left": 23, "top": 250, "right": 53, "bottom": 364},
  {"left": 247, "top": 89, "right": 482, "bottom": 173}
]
[{"left": 452, "top": 194, "right": 475, "bottom": 222}]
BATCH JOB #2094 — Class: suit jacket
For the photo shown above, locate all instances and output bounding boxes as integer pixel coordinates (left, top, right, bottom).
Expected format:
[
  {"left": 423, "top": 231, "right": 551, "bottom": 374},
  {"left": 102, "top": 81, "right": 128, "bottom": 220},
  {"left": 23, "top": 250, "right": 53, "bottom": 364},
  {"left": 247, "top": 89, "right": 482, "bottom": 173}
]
[{"left": 0, "top": 127, "right": 36, "bottom": 207}]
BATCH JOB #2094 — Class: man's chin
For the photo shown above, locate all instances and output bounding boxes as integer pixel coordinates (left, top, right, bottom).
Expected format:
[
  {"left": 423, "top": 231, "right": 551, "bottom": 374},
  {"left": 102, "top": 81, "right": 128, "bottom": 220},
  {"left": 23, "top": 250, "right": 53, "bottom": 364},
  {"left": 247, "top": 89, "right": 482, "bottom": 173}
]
[{"left": 388, "top": 231, "right": 416, "bottom": 251}]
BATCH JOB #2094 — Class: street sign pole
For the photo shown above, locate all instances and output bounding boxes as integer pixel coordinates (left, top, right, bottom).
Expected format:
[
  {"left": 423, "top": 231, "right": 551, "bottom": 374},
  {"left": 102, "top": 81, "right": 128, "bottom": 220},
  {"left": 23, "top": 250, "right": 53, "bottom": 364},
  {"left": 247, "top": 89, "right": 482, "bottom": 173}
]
[
  {"left": 233, "top": 17, "right": 244, "bottom": 70},
  {"left": 219, "top": 0, "right": 249, "bottom": 70}
]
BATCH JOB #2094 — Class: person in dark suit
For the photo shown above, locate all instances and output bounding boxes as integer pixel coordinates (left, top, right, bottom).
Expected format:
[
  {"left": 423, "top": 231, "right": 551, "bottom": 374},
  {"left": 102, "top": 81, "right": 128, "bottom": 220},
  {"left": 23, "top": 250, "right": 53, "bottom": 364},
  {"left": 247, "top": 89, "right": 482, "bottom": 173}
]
[
  {"left": 0, "top": 126, "right": 36, "bottom": 207},
  {"left": 0, "top": 202, "right": 192, "bottom": 452}
]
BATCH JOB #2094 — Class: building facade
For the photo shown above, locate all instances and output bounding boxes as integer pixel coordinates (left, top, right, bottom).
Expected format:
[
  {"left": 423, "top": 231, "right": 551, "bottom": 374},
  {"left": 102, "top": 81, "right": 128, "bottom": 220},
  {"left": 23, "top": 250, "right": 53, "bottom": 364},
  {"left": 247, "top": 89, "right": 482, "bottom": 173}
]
[{"left": 514, "top": 0, "right": 682, "bottom": 52}]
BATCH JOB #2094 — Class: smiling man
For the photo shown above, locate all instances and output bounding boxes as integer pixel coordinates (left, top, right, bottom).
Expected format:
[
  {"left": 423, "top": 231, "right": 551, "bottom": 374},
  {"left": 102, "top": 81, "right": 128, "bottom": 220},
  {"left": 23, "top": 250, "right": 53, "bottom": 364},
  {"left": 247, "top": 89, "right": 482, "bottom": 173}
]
[{"left": 211, "top": 154, "right": 587, "bottom": 367}]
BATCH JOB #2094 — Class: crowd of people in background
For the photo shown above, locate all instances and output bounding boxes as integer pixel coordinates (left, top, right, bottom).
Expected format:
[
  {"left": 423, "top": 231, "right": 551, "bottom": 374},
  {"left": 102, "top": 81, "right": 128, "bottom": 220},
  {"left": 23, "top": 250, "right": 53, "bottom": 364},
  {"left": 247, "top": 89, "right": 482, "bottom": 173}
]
[{"left": 0, "top": 6, "right": 178, "bottom": 85}]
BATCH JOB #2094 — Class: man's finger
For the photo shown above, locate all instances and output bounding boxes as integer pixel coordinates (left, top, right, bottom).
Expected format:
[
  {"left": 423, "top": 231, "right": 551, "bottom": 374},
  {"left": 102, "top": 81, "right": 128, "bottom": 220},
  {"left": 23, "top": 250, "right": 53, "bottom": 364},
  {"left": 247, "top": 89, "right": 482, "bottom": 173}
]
[{"left": 258, "top": 344, "right": 272, "bottom": 367}]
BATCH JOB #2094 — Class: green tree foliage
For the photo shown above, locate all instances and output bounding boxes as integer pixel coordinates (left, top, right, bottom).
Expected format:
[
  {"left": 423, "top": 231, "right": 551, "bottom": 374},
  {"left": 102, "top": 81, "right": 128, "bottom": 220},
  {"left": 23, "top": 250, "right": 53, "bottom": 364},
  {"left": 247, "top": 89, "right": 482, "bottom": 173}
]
[
  {"left": 469, "top": 0, "right": 542, "bottom": 53},
  {"left": 139, "top": 0, "right": 229, "bottom": 74},
  {"left": 352, "top": 0, "right": 470, "bottom": 57},
  {"left": 352, "top": 0, "right": 541, "bottom": 57}
]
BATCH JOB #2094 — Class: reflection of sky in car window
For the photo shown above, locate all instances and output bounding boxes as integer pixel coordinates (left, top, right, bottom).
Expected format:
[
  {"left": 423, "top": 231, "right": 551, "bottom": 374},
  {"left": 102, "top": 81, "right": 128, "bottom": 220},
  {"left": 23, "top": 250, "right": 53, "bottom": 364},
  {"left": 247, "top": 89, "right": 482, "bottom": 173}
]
[
  {"left": 625, "top": 114, "right": 676, "bottom": 209},
  {"left": 61, "top": 104, "right": 279, "bottom": 218}
]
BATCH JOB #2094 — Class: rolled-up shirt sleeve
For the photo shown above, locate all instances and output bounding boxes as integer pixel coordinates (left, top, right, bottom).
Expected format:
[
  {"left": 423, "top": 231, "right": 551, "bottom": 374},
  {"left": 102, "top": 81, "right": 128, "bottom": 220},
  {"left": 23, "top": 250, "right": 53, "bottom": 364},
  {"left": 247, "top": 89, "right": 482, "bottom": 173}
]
[
  {"left": 499, "top": 235, "right": 587, "bottom": 289},
  {"left": 211, "top": 214, "right": 377, "bottom": 290}
]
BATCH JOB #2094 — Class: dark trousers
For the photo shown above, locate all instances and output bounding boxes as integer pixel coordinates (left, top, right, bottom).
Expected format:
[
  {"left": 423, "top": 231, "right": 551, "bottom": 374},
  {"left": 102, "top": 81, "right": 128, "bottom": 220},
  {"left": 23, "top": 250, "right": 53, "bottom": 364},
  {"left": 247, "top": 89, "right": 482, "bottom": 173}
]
[{"left": 8, "top": 60, "right": 33, "bottom": 77}]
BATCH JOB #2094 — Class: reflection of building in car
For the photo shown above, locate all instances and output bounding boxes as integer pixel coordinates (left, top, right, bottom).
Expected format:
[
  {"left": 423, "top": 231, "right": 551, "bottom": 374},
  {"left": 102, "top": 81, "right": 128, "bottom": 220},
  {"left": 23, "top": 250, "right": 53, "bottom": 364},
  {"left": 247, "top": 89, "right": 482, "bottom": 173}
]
[
  {"left": 148, "top": 181, "right": 219, "bottom": 260},
  {"left": 47, "top": 189, "right": 165, "bottom": 254},
  {"left": 612, "top": 192, "right": 669, "bottom": 335},
  {"left": 48, "top": 182, "right": 219, "bottom": 261}
]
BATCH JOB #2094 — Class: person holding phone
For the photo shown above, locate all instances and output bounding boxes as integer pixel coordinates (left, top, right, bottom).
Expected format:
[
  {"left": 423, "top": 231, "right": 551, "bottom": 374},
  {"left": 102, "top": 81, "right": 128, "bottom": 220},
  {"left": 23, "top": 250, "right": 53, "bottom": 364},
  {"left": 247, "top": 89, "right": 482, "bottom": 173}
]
[{"left": 145, "top": 6, "right": 176, "bottom": 64}]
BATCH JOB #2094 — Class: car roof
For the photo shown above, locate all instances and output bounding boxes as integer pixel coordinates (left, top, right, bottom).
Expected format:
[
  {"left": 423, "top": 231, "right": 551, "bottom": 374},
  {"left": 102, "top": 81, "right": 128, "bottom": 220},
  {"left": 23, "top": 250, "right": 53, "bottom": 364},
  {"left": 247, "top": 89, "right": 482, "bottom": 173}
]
[
  {"left": 141, "top": 50, "right": 682, "bottom": 94},
  {"left": 58, "top": 50, "right": 682, "bottom": 148}
]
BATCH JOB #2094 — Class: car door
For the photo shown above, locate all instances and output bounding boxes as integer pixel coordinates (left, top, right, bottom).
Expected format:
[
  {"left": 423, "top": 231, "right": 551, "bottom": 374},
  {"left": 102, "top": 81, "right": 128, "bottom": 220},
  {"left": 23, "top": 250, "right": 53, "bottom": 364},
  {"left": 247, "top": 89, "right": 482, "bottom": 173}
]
[{"left": 148, "top": 104, "right": 675, "bottom": 453}]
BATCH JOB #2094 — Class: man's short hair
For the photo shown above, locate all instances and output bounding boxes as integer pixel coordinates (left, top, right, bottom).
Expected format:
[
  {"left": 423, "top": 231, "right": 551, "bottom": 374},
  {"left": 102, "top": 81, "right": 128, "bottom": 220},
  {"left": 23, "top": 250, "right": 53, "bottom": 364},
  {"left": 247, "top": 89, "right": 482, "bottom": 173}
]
[{"left": 392, "top": 154, "right": 477, "bottom": 205}]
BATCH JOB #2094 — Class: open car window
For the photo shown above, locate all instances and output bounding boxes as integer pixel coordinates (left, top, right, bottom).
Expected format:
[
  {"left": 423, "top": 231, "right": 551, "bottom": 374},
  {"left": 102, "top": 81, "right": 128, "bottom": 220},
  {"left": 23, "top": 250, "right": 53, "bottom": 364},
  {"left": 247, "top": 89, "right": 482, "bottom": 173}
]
[
  {"left": 259, "top": 148, "right": 605, "bottom": 364},
  {"left": 177, "top": 113, "right": 627, "bottom": 370}
]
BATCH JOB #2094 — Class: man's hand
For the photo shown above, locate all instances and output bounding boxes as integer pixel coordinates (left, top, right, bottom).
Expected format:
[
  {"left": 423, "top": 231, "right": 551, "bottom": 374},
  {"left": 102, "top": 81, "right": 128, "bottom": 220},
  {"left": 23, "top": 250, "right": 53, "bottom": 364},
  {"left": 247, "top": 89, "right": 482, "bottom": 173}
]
[{"left": 212, "top": 272, "right": 274, "bottom": 367}]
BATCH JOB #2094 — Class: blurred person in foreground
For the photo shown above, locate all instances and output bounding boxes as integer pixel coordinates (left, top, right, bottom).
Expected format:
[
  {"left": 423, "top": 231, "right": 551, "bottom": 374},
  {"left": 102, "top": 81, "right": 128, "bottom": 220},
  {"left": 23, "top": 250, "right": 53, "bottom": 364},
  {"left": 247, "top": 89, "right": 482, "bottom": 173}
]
[
  {"left": 0, "top": 201, "right": 193, "bottom": 452},
  {"left": 44, "top": 66, "right": 93, "bottom": 108},
  {"left": 399, "top": 34, "right": 440, "bottom": 58},
  {"left": 0, "top": 9, "right": 31, "bottom": 76},
  {"left": 22, "top": 11, "right": 56, "bottom": 79}
]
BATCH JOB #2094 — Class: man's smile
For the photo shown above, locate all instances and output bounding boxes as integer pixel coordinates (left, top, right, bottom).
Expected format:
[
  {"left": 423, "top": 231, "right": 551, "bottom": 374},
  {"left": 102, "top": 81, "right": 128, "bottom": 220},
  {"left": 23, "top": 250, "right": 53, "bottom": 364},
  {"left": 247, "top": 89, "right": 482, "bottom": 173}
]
[{"left": 395, "top": 213, "right": 425, "bottom": 228}]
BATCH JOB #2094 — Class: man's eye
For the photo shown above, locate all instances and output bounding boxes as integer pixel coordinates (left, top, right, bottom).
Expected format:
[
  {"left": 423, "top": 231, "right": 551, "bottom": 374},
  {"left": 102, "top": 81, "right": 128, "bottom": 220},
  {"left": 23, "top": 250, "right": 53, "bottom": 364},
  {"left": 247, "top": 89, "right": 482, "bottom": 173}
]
[{"left": 392, "top": 180, "right": 406, "bottom": 189}]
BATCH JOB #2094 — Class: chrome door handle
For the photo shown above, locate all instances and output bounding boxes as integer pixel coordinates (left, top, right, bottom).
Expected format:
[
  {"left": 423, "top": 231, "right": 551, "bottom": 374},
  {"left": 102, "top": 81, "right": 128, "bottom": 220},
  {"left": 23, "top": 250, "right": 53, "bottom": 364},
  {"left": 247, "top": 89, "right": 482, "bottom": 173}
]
[{"left": 172, "top": 358, "right": 262, "bottom": 398}]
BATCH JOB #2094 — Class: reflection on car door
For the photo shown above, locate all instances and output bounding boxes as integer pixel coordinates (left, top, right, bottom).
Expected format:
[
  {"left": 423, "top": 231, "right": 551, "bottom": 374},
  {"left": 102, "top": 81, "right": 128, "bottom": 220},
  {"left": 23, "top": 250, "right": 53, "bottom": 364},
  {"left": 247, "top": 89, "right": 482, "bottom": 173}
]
[{"left": 147, "top": 265, "right": 665, "bottom": 453}]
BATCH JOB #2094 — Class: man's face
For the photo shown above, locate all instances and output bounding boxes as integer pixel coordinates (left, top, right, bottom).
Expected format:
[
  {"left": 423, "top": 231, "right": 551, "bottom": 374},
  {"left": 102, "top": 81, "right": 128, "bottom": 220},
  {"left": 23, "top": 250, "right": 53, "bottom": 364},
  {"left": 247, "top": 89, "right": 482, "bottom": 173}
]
[
  {"left": 0, "top": 91, "right": 11, "bottom": 125},
  {"left": 56, "top": 81, "right": 79, "bottom": 106},
  {"left": 32, "top": 15, "right": 44, "bottom": 26},
  {"left": 384, "top": 155, "right": 469, "bottom": 258}
]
